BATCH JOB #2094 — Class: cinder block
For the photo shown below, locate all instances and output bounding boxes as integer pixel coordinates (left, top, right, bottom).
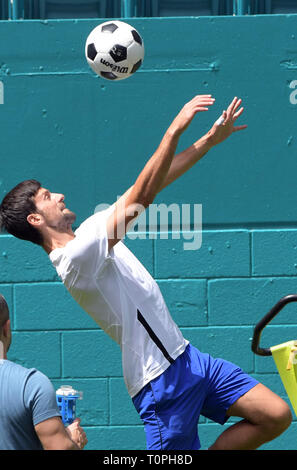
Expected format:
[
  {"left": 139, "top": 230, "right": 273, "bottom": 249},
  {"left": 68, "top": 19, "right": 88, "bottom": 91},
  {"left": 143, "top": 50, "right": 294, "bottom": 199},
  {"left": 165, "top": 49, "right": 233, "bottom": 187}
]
[
  {"left": 0, "top": 235, "right": 58, "bottom": 282},
  {"left": 110, "top": 378, "right": 142, "bottom": 425},
  {"left": 62, "top": 331, "right": 122, "bottom": 378},
  {"left": 52, "top": 378, "right": 109, "bottom": 425},
  {"left": 8, "top": 331, "right": 61, "bottom": 378},
  {"left": 208, "top": 278, "right": 297, "bottom": 326},
  {"left": 157, "top": 280, "right": 207, "bottom": 326},
  {"left": 182, "top": 326, "right": 254, "bottom": 373},
  {"left": 15, "top": 283, "right": 96, "bottom": 330},
  {"left": 252, "top": 230, "right": 297, "bottom": 276},
  {"left": 83, "top": 425, "right": 146, "bottom": 450},
  {"left": 155, "top": 231, "right": 250, "bottom": 278}
]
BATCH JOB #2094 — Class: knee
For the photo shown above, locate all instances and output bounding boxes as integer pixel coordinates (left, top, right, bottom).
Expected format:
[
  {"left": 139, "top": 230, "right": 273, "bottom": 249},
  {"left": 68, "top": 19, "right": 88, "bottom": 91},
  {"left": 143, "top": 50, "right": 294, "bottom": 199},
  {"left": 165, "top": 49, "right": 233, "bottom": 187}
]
[{"left": 262, "top": 400, "right": 292, "bottom": 438}]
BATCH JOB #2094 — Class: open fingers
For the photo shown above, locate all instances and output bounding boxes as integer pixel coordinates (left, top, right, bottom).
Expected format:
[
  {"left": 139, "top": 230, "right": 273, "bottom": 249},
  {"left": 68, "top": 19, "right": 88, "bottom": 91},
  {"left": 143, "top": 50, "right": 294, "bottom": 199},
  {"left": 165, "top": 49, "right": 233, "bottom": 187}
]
[
  {"left": 185, "top": 95, "right": 215, "bottom": 114},
  {"left": 191, "top": 94, "right": 214, "bottom": 101},
  {"left": 233, "top": 98, "right": 242, "bottom": 112},
  {"left": 226, "top": 96, "right": 238, "bottom": 115},
  {"left": 233, "top": 106, "right": 244, "bottom": 120},
  {"left": 190, "top": 95, "right": 215, "bottom": 106},
  {"left": 224, "top": 98, "right": 246, "bottom": 127},
  {"left": 215, "top": 104, "right": 246, "bottom": 131},
  {"left": 227, "top": 97, "right": 244, "bottom": 119}
]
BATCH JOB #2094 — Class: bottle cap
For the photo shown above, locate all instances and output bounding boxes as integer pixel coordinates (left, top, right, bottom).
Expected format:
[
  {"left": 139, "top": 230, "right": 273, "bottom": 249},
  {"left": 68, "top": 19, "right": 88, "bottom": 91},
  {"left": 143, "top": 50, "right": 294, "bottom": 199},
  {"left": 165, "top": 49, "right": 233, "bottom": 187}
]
[{"left": 56, "top": 385, "right": 82, "bottom": 398}]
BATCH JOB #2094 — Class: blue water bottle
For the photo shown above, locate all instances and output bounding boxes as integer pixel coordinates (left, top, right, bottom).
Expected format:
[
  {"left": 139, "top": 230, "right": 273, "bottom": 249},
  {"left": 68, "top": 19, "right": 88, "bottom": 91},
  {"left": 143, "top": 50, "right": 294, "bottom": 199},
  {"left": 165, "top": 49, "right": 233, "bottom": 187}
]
[{"left": 56, "top": 385, "right": 83, "bottom": 425}]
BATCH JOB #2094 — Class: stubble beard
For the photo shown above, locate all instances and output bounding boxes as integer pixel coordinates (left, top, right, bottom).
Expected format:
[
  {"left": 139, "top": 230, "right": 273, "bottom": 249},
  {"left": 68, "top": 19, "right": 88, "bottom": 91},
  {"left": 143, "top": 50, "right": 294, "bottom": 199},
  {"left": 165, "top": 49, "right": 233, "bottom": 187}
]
[
  {"left": 46, "top": 209, "right": 77, "bottom": 232},
  {"left": 59, "top": 209, "right": 76, "bottom": 231}
]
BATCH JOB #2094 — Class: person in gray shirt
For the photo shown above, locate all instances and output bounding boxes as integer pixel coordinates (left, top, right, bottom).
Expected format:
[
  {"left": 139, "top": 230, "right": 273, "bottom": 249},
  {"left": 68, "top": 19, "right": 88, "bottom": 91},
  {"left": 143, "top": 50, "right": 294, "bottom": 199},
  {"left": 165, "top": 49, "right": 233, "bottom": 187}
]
[{"left": 0, "top": 294, "right": 87, "bottom": 450}]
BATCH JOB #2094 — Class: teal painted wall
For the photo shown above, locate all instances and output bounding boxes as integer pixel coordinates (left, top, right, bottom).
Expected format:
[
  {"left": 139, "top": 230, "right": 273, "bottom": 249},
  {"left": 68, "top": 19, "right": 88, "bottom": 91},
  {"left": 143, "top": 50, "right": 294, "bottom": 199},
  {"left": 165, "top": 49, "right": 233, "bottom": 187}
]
[{"left": 1, "top": 15, "right": 297, "bottom": 450}]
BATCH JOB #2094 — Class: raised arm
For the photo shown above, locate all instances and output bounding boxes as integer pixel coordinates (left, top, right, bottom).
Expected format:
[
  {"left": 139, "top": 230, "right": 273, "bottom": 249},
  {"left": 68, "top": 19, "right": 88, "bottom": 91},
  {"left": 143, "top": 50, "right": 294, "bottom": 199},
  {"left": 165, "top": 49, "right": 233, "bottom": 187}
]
[
  {"left": 107, "top": 96, "right": 246, "bottom": 239},
  {"left": 106, "top": 94, "right": 215, "bottom": 250},
  {"left": 159, "top": 96, "right": 247, "bottom": 190}
]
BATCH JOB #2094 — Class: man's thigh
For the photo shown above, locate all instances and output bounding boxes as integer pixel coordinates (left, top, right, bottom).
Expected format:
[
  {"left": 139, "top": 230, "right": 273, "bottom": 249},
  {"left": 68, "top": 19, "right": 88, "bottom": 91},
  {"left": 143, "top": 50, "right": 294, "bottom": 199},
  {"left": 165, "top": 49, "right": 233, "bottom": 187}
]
[
  {"left": 201, "top": 356, "right": 259, "bottom": 425},
  {"left": 226, "top": 382, "right": 291, "bottom": 423}
]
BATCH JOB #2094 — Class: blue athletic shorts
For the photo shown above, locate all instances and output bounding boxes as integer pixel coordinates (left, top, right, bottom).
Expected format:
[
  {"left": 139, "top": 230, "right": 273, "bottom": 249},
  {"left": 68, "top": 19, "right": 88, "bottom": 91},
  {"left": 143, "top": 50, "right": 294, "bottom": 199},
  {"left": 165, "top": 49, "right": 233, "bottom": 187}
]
[{"left": 132, "top": 343, "right": 259, "bottom": 450}]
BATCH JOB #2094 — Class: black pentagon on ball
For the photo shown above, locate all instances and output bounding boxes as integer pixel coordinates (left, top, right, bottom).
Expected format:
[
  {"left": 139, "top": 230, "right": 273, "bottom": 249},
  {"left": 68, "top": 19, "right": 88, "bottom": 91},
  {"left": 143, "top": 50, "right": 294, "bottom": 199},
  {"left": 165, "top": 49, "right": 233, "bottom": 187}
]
[
  {"left": 101, "top": 71, "right": 118, "bottom": 80},
  {"left": 131, "top": 29, "right": 142, "bottom": 45},
  {"left": 131, "top": 59, "right": 142, "bottom": 74},
  {"left": 102, "top": 22, "right": 118, "bottom": 33},
  {"left": 87, "top": 43, "right": 97, "bottom": 61},
  {"left": 109, "top": 44, "right": 127, "bottom": 63}
]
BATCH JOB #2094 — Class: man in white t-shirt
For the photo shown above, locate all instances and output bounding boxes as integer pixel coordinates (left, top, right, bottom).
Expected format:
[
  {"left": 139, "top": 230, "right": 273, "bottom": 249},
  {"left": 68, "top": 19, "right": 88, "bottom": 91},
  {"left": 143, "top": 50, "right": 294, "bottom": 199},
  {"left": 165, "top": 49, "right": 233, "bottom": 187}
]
[{"left": 0, "top": 95, "right": 292, "bottom": 449}]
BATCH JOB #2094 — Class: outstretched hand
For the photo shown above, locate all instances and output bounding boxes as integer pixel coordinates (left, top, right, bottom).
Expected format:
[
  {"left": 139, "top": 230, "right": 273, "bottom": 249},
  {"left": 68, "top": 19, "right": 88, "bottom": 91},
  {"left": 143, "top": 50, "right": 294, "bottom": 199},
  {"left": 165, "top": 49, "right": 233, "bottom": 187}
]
[
  {"left": 169, "top": 95, "right": 215, "bottom": 137},
  {"left": 207, "top": 97, "right": 247, "bottom": 146}
]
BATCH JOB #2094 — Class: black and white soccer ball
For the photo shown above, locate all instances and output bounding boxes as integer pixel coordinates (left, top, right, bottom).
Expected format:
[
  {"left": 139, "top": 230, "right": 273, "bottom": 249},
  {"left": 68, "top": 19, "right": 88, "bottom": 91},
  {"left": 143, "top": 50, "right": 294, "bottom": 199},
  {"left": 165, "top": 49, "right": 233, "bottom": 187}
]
[{"left": 85, "top": 20, "right": 144, "bottom": 81}]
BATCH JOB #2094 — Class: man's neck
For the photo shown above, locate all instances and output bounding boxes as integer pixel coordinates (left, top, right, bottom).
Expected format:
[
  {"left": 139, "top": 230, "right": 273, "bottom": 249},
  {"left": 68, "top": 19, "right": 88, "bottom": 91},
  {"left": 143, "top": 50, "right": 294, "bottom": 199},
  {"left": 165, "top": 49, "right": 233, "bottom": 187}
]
[
  {"left": 43, "top": 230, "right": 76, "bottom": 255},
  {"left": 0, "top": 340, "right": 6, "bottom": 360}
]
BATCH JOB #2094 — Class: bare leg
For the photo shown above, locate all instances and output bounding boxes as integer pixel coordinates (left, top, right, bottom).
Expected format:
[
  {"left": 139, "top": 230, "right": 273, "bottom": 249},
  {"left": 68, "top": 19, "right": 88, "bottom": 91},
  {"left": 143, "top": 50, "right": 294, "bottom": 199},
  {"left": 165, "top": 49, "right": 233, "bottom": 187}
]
[{"left": 209, "top": 383, "right": 292, "bottom": 450}]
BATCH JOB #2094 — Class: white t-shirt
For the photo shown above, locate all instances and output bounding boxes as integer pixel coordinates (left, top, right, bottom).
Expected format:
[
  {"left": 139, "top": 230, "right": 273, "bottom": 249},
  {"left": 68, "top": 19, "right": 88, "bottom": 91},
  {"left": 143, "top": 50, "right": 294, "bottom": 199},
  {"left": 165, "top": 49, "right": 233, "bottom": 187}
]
[{"left": 49, "top": 207, "right": 188, "bottom": 397}]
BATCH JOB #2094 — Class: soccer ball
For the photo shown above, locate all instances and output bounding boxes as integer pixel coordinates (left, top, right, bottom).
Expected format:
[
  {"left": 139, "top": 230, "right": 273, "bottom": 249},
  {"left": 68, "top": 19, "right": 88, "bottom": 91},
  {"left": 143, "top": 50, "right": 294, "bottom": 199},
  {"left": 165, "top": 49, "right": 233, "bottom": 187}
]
[{"left": 85, "top": 20, "right": 145, "bottom": 81}]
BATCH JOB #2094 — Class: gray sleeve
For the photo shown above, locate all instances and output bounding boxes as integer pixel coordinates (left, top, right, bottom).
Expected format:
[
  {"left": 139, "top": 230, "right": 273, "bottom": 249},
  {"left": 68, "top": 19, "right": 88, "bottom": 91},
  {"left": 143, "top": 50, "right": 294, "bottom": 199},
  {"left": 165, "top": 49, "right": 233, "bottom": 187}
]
[{"left": 23, "top": 369, "right": 61, "bottom": 426}]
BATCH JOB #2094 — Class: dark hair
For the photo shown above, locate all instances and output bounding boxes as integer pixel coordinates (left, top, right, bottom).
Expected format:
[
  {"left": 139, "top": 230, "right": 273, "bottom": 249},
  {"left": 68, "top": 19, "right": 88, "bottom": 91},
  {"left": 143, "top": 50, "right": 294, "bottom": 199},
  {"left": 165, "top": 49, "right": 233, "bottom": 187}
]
[
  {"left": 0, "top": 294, "right": 9, "bottom": 331},
  {"left": 0, "top": 179, "right": 43, "bottom": 246}
]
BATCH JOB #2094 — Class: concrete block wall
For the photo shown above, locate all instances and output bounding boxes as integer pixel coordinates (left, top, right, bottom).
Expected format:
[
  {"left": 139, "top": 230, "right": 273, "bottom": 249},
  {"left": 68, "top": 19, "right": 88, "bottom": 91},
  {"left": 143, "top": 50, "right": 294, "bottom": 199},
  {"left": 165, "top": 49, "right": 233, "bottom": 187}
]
[{"left": 1, "top": 15, "right": 297, "bottom": 450}]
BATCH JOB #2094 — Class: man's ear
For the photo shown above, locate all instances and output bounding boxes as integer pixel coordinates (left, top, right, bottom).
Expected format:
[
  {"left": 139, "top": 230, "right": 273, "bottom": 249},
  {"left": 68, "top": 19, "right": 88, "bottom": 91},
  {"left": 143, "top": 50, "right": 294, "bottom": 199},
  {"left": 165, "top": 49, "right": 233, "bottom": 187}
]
[
  {"left": 27, "top": 213, "right": 43, "bottom": 227},
  {"left": 2, "top": 319, "right": 10, "bottom": 338}
]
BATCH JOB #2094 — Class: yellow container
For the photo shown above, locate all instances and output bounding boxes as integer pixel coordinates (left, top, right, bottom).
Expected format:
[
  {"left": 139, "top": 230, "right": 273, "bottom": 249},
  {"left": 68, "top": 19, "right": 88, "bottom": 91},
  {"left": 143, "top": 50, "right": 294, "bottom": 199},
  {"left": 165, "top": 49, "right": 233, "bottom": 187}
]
[{"left": 271, "top": 340, "right": 297, "bottom": 417}]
